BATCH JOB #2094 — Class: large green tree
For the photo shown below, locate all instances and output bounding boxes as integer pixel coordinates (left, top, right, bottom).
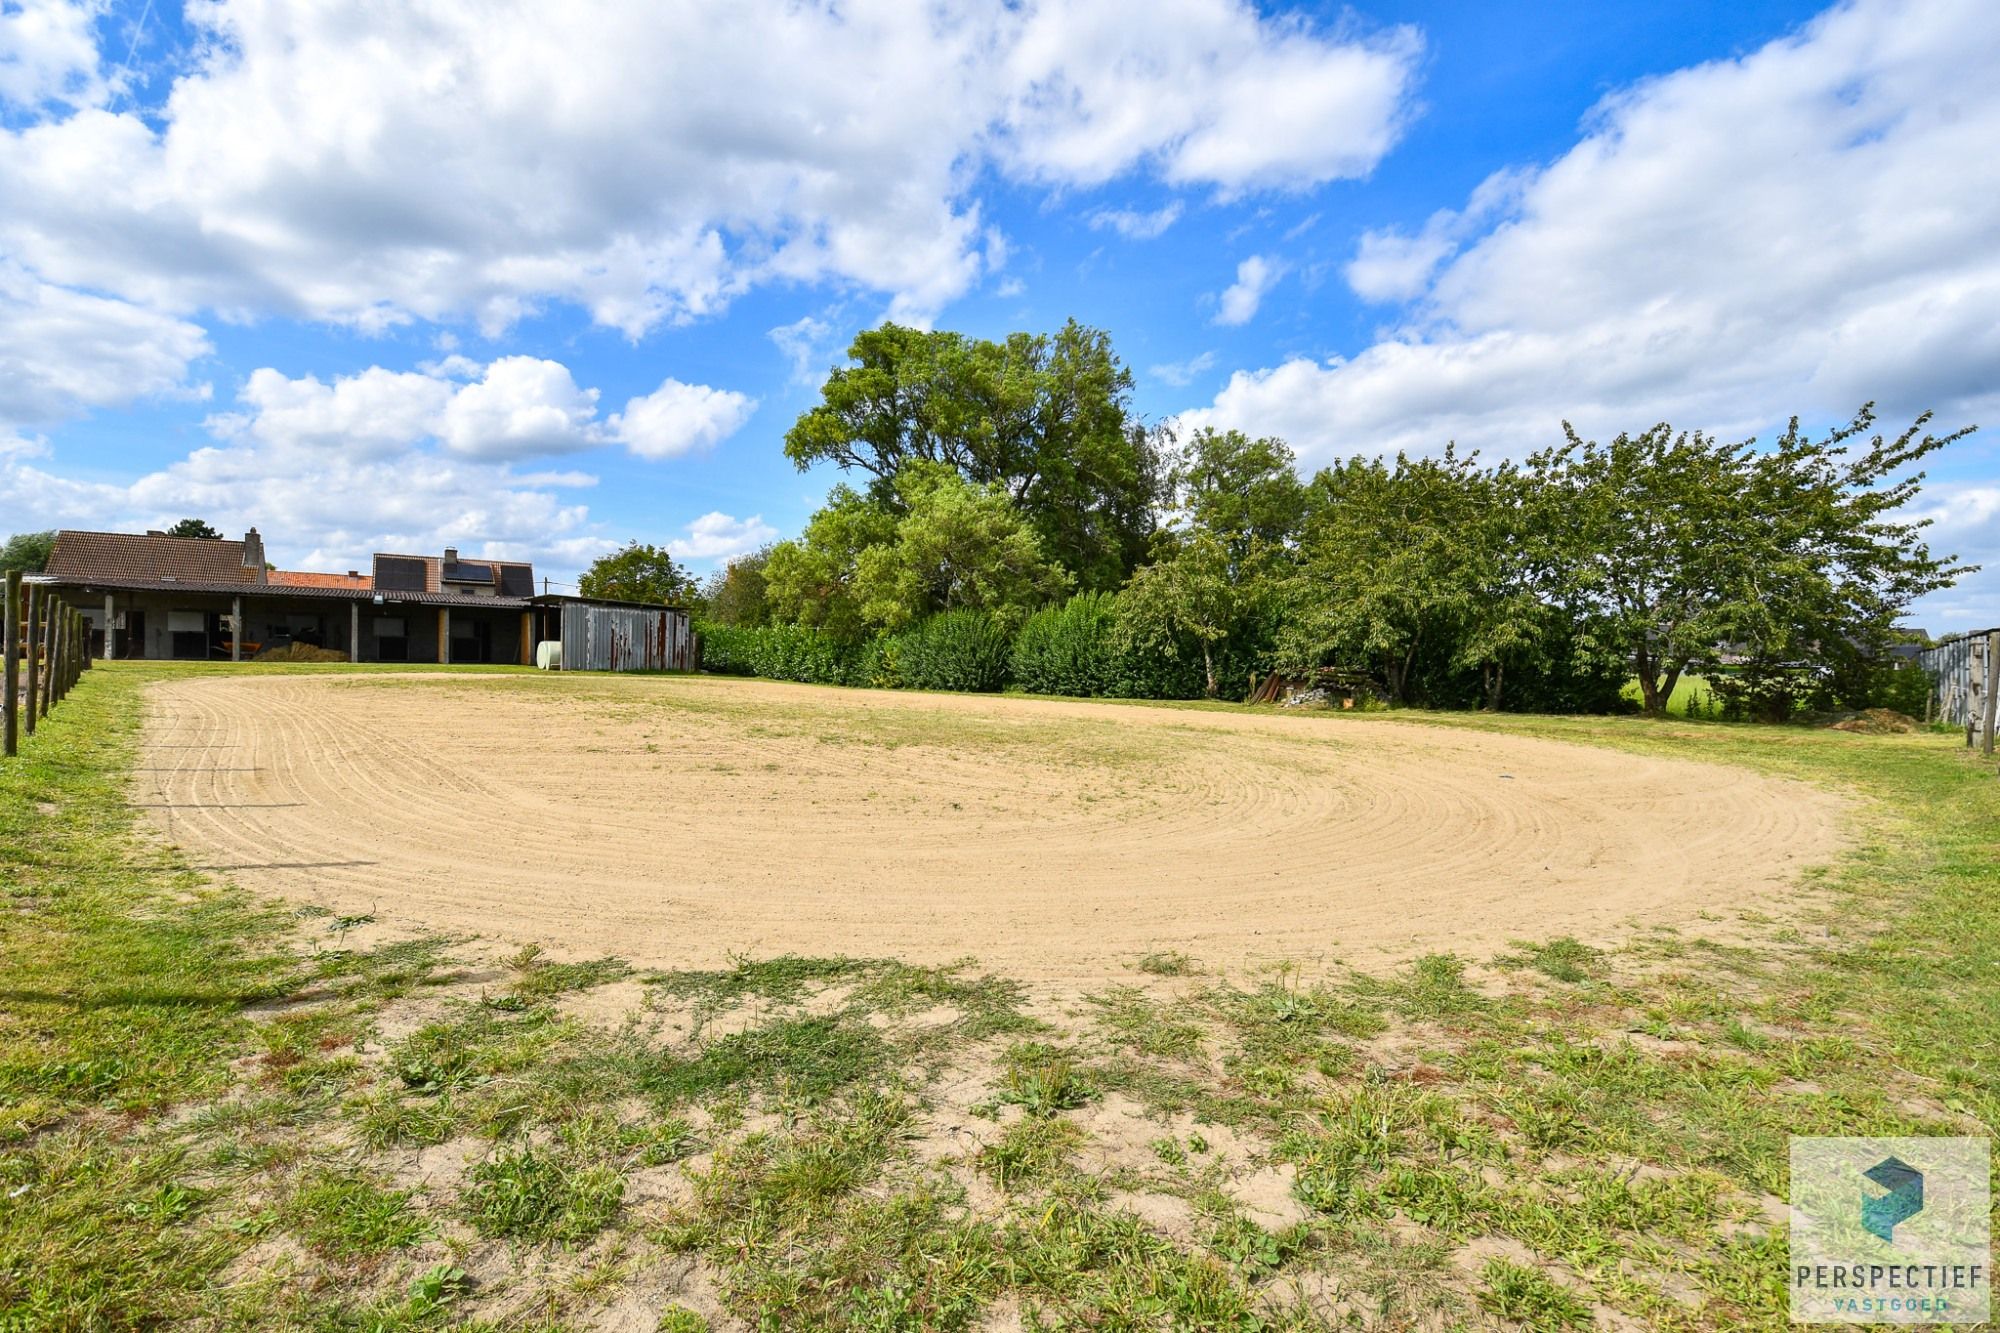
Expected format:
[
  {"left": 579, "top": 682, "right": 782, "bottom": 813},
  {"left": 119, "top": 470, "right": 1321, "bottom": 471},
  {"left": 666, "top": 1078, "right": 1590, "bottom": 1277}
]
[
  {"left": 1118, "top": 532, "right": 1252, "bottom": 698},
  {"left": 1169, "top": 428, "right": 1307, "bottom": 574},
  {"left": 578, "top": 542, "right": 697, "bottom": 606},
  {"left": 762, "top": 486, "right": 901, "bottom": 640},
  {"left": 165, "top": 518, "right": 222, "bottom": 540},
  {"left": 764, "top": 464, "right": 1070, "bottom": 638},
  {"left": 1529, "top": 404, "right": 1970, "bottom": 715},
  {"left": 782, "top": 320, "right": 1164, "bottom": 589},
  {"left": 1281, "top": 449, "right": 1540, "bottom": 707},
  {"left": 0, "top": 530, "right": 55, "bottom": 574},
  {"left": 700, "top": 547, "right": 774, "bottom": 627}
]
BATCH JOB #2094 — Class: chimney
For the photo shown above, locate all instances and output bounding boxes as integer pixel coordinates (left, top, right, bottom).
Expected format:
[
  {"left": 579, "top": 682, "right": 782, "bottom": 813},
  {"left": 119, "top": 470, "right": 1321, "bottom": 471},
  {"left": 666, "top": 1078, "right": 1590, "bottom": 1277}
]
[
  {"left": 242, "top": 527, "right": 266, "bottom": 582},
  {"left": 443, "top": 546, "right": 459, "bottom": 564}
]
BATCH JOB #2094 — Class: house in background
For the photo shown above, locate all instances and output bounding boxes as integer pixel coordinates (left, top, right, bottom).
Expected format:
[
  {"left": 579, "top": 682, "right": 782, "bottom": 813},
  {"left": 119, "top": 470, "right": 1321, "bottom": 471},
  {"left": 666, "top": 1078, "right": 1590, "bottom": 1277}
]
[{"left": 33, "top": 528, "right": 694, "bottom": 670}]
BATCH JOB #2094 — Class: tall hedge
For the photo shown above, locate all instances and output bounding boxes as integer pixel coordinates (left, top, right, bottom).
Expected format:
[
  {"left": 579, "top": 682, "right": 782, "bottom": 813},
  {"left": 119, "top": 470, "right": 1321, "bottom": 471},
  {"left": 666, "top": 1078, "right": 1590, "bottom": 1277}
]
[
  {"left": 696, "top": 623, "right": 851, "bottom": 684},
  {"left": 1011, "top": 592, "right": 1120, "bottom": 696},
  {"left": 895, "top": 610, "right": 1013, "bottom": 692}
]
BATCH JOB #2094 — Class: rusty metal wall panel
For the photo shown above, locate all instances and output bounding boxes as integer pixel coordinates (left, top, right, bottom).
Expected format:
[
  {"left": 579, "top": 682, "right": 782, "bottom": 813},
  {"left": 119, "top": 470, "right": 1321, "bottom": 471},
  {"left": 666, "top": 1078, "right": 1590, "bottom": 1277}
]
[{"left": 558, "top": 601, "right": 693, "bottom": 672}]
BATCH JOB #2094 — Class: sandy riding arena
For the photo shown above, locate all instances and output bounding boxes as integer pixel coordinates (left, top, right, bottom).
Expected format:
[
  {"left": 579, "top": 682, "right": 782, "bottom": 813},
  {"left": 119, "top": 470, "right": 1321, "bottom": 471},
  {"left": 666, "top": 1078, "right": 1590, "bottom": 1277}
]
[{"left": 138, "top": 672, "right": 1847, "bottom": 981}]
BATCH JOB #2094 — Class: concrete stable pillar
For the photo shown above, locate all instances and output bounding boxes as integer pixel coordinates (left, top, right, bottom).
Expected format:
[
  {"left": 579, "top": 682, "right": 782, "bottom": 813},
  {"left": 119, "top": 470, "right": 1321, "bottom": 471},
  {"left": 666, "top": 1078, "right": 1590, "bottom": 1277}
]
[
  {"left": 231, "top": 595, "right": 242, "bottom": 662},
  {"left": 438, "top": 607, "right": 450, "bottom": 664},
  {"left": 104, "top": 591, "right": 116, "bottom": 660},
  {"left": 350, "top": 602, "right": 361, "bottom": 664}
]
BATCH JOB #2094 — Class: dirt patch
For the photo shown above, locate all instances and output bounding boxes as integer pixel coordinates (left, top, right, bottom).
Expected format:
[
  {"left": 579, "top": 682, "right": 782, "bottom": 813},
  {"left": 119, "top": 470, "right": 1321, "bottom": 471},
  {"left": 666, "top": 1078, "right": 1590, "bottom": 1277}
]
[{"left": 138, "top": 672, "right": 1848, "bottom": 984}]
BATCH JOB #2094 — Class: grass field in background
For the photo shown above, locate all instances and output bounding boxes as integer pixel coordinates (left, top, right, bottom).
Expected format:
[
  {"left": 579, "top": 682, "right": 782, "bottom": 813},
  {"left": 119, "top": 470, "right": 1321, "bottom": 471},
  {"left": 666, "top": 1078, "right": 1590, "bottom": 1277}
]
[
  {"left": 1616, "top": 674, "right": 1715, "bottom": 718},
  {"left": 2, "top": 662, "right": 1995, "bottom": 1330}
]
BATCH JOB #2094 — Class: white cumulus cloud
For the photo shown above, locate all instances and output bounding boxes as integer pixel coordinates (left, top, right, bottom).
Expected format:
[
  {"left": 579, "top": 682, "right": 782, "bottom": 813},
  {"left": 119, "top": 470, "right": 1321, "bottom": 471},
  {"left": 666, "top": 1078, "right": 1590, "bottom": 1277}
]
[
  {"left": 439, "top": 358, "right": 603, "bottom": 461},
  {"left": 1185, "top": 0, "right": 2000, "bottom": 467},
  {"left": 667, "top": 511, "right": 780, "bottom": 564},
  {"left": 607, "top": 380, "right": 757, "bottom": 461},
  {"left": 0, "top": 261, "right": 211, "bottom": 423},
  {"left": 1214, "top": 255, "right": 1283, "bottom": 326},
  {"left": 0, "top": 0, "right": 1421, "bottom": 353},
  {"left": 0, "top": 0, "right": 107, "bottom": 110}
]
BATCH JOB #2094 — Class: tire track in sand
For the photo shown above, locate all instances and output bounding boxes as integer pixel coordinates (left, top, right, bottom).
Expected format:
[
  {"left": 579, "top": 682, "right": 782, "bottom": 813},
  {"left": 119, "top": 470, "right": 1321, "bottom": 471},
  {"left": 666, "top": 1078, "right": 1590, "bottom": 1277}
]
[{"left": 136, "top": 672, "right": 1849, "bottom": 981}]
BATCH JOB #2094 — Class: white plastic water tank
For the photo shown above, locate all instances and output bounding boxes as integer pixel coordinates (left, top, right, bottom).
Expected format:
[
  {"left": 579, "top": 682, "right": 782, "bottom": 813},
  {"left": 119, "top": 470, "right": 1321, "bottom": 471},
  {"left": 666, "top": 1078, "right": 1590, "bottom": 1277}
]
[{"left": 535, "top": 640, "right": 563, "bottom": 670}]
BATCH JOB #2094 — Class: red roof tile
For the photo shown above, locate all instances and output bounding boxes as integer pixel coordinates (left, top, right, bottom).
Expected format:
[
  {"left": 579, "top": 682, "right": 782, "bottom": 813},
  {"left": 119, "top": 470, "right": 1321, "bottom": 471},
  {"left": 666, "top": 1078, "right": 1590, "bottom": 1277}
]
[{"left": 270, "top": 570, "right": 371, "bottom": 590}]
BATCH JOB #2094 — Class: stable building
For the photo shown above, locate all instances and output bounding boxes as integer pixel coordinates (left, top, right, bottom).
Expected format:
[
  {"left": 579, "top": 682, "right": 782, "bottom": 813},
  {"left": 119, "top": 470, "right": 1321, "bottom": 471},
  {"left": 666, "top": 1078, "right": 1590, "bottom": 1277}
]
[{"left": 35, "top": 528, "right": 694, "bottom": 670}]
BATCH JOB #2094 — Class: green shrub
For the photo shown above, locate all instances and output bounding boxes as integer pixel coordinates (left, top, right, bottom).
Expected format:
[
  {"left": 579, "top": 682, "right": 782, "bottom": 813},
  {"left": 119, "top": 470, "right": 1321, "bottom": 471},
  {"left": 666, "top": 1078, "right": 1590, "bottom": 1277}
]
[
  {"left": 1011, "top": 592, "right": 1121, "bottom": 696},
  {"left": 696, "top": 623, "right": 853, "bottom": 685},
  {"left": 850, "top": 631, "right": 907, "bottom": 690},
  {"left": 895, "top": 610, "right": 1013, "bottom": 692}
]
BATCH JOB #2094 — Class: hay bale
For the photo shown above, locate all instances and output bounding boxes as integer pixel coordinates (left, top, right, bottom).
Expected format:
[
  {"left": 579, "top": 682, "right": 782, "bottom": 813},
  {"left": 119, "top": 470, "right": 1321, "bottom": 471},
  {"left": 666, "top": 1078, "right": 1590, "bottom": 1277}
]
[
  {"left": 1826, "top": 708, "right": 1919, "bottom": 734},
  {"left": 254, "top": 642, "right": 350, "bottom": 663}
]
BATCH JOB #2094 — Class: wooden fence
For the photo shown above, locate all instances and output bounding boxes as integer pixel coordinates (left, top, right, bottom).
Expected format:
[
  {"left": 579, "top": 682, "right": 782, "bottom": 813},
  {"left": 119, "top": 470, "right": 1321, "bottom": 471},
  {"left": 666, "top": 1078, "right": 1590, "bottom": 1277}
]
[
  {"left": 4, "top": 571, "right": 92, "bottom": 758},
  {"left": 1918, "top": 628, "right": 1999, "bottom": 758}
]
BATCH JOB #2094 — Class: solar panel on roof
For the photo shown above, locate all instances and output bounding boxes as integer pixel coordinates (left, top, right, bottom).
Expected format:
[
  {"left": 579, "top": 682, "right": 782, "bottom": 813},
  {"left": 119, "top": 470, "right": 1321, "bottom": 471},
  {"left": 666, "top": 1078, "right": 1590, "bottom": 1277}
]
[{"left": 375, "top": 556, "right": 428, "bottom": 591}]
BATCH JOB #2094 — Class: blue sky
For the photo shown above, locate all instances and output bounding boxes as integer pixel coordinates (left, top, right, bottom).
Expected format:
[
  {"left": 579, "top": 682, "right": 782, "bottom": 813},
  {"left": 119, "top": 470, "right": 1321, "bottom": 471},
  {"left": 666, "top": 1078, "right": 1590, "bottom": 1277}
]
[{"left": 3, "top": 0, "right": 1995, "bottom": 628}]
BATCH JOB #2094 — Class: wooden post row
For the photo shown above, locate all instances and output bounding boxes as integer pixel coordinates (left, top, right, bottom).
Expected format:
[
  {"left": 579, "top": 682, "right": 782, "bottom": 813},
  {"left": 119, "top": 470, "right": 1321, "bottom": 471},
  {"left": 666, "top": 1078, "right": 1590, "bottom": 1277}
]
[
  {"left": 3, "top": 571, "right": 18, "bottom": 758},
  {"left": 21, "top": 580, "right": 36, "bottom": 736},
  {"left": 49, "top": 599, "right": 66, "bottom": 707}
]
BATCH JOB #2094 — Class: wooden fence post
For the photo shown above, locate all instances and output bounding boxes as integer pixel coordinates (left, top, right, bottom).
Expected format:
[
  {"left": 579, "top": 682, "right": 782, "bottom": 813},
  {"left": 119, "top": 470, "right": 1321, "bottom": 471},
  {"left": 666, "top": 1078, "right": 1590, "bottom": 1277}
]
[
  {"left": 1976, "top": 632, "right": 1992, "bottom": 756},
  {"left": 4, "top": 571, "right": 19, "bottom": 757},
  {"left": 21, "top": 581, "right": 36, "bottom": 736},
  {"left": 50, "top": 601, "right": 66, "bottom": 707},
  {"left": 36, "top": 598, "right": 51, "bottom": 718}
]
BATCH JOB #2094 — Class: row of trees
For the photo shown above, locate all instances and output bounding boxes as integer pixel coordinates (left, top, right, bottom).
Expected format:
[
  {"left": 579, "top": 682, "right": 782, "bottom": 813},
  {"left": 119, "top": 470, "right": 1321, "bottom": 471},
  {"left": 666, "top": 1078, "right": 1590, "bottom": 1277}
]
[{"left": 594, "top": 320, "right": 1975, "bottom": 718}]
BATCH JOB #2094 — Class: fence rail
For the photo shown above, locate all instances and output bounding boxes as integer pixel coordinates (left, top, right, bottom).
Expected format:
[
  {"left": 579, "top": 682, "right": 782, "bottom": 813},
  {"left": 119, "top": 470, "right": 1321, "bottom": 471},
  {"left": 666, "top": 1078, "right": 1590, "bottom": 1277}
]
[{"left": 4, "top": 572, "right": 92, "bottom": 757}]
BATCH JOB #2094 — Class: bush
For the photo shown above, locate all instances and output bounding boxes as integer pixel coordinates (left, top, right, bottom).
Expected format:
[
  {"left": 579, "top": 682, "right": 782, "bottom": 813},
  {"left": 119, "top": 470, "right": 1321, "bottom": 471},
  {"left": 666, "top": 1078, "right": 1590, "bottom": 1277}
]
[
  {"left": 1011, "top": 592, "right": 1121, "bottom": 697},
  {"left": 696, "top": 623, "right": 852, "bottom": 685},
  {"left": 896, "top": 610, "right": 1013, "bottom": 692},
  {"left": 850, "top": 631, "right": 906, "bottom": 690}
]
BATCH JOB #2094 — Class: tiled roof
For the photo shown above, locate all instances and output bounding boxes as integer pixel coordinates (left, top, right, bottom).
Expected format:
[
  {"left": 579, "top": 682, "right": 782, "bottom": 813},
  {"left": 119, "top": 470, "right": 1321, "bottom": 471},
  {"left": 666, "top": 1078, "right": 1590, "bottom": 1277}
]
[
  {"left": 270, "top": 570, "right": 371, "bottom": 589},
  {"left": 37, "top": 572, "right": 529, "bottom": 608},
  {"left": 44, "top": 530, "right": 536, "bottom": 606},
  {"left": 45, "top": 530, "right": 262, "bottom": 585}
]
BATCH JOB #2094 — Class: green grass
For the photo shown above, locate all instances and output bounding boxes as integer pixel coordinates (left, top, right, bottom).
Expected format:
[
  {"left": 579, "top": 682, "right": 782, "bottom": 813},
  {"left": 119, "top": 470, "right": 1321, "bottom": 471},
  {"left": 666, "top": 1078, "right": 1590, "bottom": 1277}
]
[
  {"left": 1617, "top": 672, "right": 1716, "bottom": 716},
  {"left": 5, "top": 662, "right": 2000, "bottom": 1329},
  {"left": 285, "top": 1167, "right": 430, "bottom": 1259},
  {"left": 463, "top": 1146, "right": 624, "bottom": 1243}
]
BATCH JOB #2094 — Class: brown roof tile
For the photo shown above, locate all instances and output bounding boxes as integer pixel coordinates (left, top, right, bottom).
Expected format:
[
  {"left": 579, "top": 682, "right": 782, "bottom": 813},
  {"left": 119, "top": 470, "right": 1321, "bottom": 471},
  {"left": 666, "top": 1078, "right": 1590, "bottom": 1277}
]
[{"left": 45, "top": 530, "right": 263, "bottom": 586}]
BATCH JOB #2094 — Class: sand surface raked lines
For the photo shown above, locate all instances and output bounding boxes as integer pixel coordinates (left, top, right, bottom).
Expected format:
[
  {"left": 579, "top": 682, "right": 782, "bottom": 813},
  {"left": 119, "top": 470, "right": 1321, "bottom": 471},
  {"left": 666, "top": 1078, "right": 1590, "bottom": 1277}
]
[{"left": 137, "top": 672, "right": 1848, "bottom": 982}]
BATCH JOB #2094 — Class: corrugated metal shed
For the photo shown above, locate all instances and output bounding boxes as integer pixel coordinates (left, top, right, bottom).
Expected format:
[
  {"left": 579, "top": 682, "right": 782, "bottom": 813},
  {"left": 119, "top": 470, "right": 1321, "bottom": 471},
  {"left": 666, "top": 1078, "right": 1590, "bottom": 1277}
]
[
  {"left": 1918, "top": 629, "right": 1995, "bottom": 735},
  {"left": 552, "top": 599, "right": 695, "bottom": 672}
]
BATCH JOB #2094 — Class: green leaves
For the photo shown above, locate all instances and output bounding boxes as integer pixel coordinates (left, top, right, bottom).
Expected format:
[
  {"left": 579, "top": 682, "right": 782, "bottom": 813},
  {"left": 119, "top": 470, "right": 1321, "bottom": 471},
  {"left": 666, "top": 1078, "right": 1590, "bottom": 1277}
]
[
  {"left": 1531, "top": 404, "right": 1971, "bottom": 716},
  {"left": 579, "top": 540, "right": 696, "bottom": 605},
  {"left": 766, "top": 464, "right": 1070, "bottom": 640},
  {"left": 781, "top": 319, "right": 1161, "bottom": 588}
]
